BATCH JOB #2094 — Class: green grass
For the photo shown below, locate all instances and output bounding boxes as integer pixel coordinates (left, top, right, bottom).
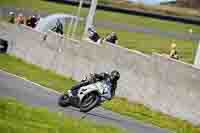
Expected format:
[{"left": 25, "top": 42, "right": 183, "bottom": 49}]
[
  {"left": 95, "top": 11, "right": 200, "bottom": 34},
  {"left": 65, "top": 25, "right": 197, "bottom": 64},
  {"left": 103, "top": 98, "right": 200, "bottom": 133},
  {"left": 0, "top": 97, "right": 125, "bottom": 133},
  {"left": 100, "top": 0, "right": 200, "bottom": 18},
  {"left": 0, "top": 54, "right": 76, "bottom": 92},
  {"left": 0, "top": 0, "right": 200, "bottom": 63},
  {"left": 0, "top": 0, "right": 199, "bottom": 63},
  {"left": 3, "top": 0, "right": 199, "bottom": 19},
  {"left": 1, "top": 0, "right": 200, "bottom": 34},
  {"left": 0, "top": 0, "right": 200, "bottom": 131},
  {"left": 97, "top": 28, "right": 197, "bottom": 64},
  {"left": 0, "top": 54, "right": 200, "bottom": 133}
]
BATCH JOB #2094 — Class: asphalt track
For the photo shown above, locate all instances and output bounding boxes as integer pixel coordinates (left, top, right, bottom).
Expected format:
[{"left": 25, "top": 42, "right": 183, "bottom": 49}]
[{"left": 0, "top": 70, "right": 172, "bottom": 133}]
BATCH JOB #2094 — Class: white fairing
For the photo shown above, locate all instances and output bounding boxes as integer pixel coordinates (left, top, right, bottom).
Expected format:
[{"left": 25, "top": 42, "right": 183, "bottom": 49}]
[{"left": 78, "top": 81, "right": 112, "bottom": 102}]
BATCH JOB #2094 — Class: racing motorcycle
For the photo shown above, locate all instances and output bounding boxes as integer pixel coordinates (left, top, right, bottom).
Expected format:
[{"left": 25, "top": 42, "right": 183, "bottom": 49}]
[{"left": 58, "top": 75, "right": 111, "bottom": 112}]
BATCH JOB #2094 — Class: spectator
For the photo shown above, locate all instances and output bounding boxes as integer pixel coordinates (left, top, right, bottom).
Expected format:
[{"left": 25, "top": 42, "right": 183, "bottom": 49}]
[
  {"left": 87, "top": 27, "right": 101, "bottom": 43},
  {"left": 15, "top": 13, "right": 25, "bottom": 24},
  {"left": 36, "top": 14, "right": 41, "bottom": 22},
  {"left": 26, "top": 16, "right": 37, "bottom": 28},
  {"left": 104, "top": 32, "right": 118, "bottom": 45},
  {"left": 8, "top": 12, "right": 15, "bottom": 24},
  {"left": 35, "top": 14, "right": 41, "bottom": 25},
  {"left": 26, "top": 16, "right": 32, "bottom": 27},
  {"left": 169, "top": 43, "right": 179, "bottom": 60},
  {"left": 30, "top": 15, "right": 37, "bottom": 28},
  {"left": 51, "top": 19, "right": 63, "bottom": 35}
]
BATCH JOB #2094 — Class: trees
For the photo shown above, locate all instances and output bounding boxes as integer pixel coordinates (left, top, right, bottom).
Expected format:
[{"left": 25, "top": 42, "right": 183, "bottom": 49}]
[{"left": 176, "top": 0, "right": 200, "bottom": 8}]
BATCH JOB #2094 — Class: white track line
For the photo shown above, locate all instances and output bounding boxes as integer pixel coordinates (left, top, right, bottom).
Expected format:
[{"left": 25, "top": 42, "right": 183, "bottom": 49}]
[
  {"left": 0, "top": 69, "right": 61, "bottom": 95},
  {"left": 0, "top": 70, "right": 173, "bottom": 132}
]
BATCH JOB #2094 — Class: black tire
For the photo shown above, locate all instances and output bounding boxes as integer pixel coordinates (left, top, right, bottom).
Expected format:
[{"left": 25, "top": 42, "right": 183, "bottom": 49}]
[
  {"left": 80, "top": 92, "right": 100, "bottom": 113},
  {"left": 58, "top": 94, "right": 71, "bottom": 107}
]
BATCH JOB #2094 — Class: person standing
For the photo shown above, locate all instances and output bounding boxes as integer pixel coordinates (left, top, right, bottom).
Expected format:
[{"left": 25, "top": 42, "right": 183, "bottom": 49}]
[
  {"left": 104, "top": 32, "right": 118, "bottom": 45},
  {"left": 51, "top": 19, "right": 64, "bottom": 35},
  {"left": 30, "top": 16, "right": 37, "bottom": 28},
  {"left": 169, "top": 43, "right": 179, "bottom": 60},
  {"left": 16, "top": 13, "right": 25, "bottom": 24},
  {"left": 26, "top": 16, "right": 32, "bottom": 27},
  {"left": 87, "top": 27, "right": 100, "bottom": 43},
  {"left": 8, "top": 12, "right": 15, "bottom": 24}
]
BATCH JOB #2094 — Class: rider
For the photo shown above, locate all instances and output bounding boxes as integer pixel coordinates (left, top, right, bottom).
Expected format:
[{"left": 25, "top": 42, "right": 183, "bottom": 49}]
[{"left": 68, "top": 70, "right": 120, "bottom": 100}]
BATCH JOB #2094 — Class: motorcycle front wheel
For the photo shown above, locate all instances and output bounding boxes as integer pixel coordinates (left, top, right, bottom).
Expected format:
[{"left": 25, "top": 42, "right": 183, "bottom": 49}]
[
  {"left": 80, "top": 92, "right": 100, "bottom": 113},
  {"left": 58, "top": 94, "right": 71, "bottom": 107}
]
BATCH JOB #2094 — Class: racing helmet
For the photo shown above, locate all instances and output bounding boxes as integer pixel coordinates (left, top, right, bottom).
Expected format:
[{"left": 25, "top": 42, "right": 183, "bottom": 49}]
[{"left": 110, "top": 70, "right": 120, "bottom": 81}]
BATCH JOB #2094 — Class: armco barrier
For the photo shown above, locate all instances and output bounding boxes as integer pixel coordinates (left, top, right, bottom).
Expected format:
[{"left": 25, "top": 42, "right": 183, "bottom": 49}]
[{"left": 0, "top": 22, "right": 200, "bottom": 125}]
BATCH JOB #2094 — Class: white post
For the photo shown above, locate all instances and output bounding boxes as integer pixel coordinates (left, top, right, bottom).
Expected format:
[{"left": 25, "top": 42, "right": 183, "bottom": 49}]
[
  {"left": 194, "top": 40, "right": 200, "bottom": 68},
  {"left": 72, "top": 0, "right": 84, "bottom": 39},
  {"left": 83, "top": 0, "right": 98, "bottom": 38},
  {"left": 67, "top": 17, "right": 75, "bottom": 39}
]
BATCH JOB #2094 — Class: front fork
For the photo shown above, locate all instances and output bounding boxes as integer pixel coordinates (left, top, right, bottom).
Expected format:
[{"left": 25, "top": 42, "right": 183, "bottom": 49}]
[{"left": 64, "top": 89, "right": 80, "bottom": 107}]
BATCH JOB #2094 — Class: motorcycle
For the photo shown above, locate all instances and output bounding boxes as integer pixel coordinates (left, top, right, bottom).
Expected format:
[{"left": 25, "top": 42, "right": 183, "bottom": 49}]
[{"left": 58, "top": 75, "right": 111, "bottom": 112}]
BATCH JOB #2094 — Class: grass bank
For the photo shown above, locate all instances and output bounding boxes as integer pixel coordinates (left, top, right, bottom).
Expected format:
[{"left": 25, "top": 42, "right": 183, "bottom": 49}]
[
  {"left": 103, "top": 98, "right": 200, "bottom": 133},
  {"left": 64, "top": 23, "right": 197, "bottom": 64},
  {"left": 0, "top": 54, "right": 200, "bottom": 133},
  {"left": 1, "top": 0, "right": 200, "bottom": 34},
  {"left": 98, "top": 28, "right": 197, "bottom": 64},
  {"left": 0, "top": 97, "right": 125, "bottom": 133},
  {"left": 0, "top": 0, "right": 198, "bottom": 64},
  {"left": 0, "top": 54, "right": 76, "bottom": 92}
]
